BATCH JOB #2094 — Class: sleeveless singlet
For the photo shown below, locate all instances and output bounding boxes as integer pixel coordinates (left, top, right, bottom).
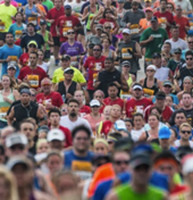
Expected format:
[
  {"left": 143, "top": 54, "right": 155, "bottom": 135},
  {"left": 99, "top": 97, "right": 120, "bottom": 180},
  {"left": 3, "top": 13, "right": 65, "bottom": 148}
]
[
  {"left": 58, "top": 81, "right": 77, "bottom": 103},
  {"left": 145, "top": 131, "right": 159, "bottom": 144},
  {"left": 143, "top": 78, "right": 159, "bottom": 97},
  {"left": 25, "top": 5, "right": 38, "bottom": 25},
  {"left": 0, "top": 90, "right": 15, "bottom": 122},
  {"left": 86, "top": 5, "right": 99, "bottom": 30}
]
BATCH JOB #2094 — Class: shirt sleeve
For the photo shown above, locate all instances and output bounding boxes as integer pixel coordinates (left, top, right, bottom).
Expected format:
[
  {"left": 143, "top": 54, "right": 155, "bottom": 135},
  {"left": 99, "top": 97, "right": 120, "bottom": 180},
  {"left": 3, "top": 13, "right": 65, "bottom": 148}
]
[
  {"left": 52, "top": 70, "right": 57, "bottom": 83},
  {"left": 77, "top": 70, "right": 86, "bottom": 83},
  {"left": 57, "top": 93, "right": 64, "bottom": 107},
  {"left": 140, "top": 29, "right": 148, "bottom": 42}
]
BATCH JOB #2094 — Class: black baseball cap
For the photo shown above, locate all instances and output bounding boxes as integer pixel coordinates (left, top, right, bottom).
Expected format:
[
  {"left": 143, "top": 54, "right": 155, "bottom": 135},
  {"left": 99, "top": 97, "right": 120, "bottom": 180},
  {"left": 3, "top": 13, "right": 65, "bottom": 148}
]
[
  {"left": 174, "top": 48, "right": 182, "bottom": 54},
  {"left": 40, "top": 19, "right": 47, "bottom": 25},
  {"left": 152, "top": 52, "right": 161, "bottom": 58},
  {"left": 156, "top": 91, "right": 166, "bottom": 100},
  {"left": 151, "top": 16, "right": 158, "bottom": 22}
]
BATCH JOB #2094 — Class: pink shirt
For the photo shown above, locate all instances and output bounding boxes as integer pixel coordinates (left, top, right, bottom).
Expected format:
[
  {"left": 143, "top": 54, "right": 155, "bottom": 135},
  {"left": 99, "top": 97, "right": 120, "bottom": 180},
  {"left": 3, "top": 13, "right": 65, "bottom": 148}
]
[{"left": 0, "top": 0, "right": 18, "bottom": 7}]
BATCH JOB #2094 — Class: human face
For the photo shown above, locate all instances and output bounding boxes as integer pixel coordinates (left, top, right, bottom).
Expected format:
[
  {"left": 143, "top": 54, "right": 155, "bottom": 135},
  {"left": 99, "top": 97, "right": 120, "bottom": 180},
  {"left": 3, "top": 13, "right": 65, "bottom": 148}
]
[
  {"left": 183, "top": 79, "right": 192, "bottom": 90},
  {"left": 176, "top": 7, "right": 182, "bottom": 16},
  {"left": 133, "top": 89, "right": 142, "bottom": 99},
  {"left": 159, "top": 138, "right": 170, "bottom": 150},
  {"left": 187, "top": 38, "right": 193, "bottom": 50},
  {"left": 180, "top": 127, "right": 192, "bottom": 141},
  {"left": 20, "top": 122, "right": 35, "bottom": 141},
  {"left": 29, "top": 54, "right": 37, "bottom": 66},
  {"left": 94, "top": 142, "right": 108, "bottom": 155},
  {"left": 30, "top": 89, "right": 36, "bottom": 102},
  {"left": 156, "top": 99, "right": 165, "bottom": 108},
  {"left": 104, "top": 60, "right": 113, "bottom": 71},
  {"left": 49, "top": 112, "right": 60, "bottom": 126},
  {"left": 5, "top": 34, "right": 14, "bottom": 45},
  {"left": 38, "top": 51, "right": 44, "bottom": 61},
  {"left": 151, "top": 21, "right": 158, "bottom": 30},
  {"left": 47, "top": 155, "right": 62, "bottom": 174},
  {"left": 171, "top": 29, "right": 179, "bottom": 38},
  {"left": 41, "top": 82, "right": 51, "bottom": 94},
  {"left": 54, "top": 0, "right": 62, "bottom": 8},
  {"left": 104, "top": 24, "right": 111, "bottom": 33},
  {"left": 65, "top": 8, "right": 71, "bottom": 16},
  {"left": 103, "top": 107, "right": 111, "bottom": 120},
  {"left": 94, "top": 93, "right": 103, "bottom": 103},
  {"left": 152, "top": 57, "right": 161, "bottom": 66},
  {"left": 37, "top": 141, "right": 49, "bottom": 153},
  {"left": 20, "top": 93, "right": 31, "bottom": 105},
  {"left": 74, "top": 91, "right": 84, "bottom": 104},
  {"left": 148, "top": 116, "right": 159, "bottom": 129},
  {"left": 108, "top": 86, "right": 118, "bottom": 99},
  {"left": 170, "top": 129, "right": 177, "bottom": 143},
  {"left": 146, "top": 68, "right": 155, "bottom": 76},
  {"left": 161, "top": 58, "right": 167, "bottom": 67},
  {"left": 7, "top": 68, "right": 16, "bottom": 77},
  {"left": 122, "top": 33, "right": 130, "bottom": 42},
  {"left": 185, "top": 55, "right": 193, "bottom": 66},
  {"left": 167, "top": 4, "right": 173, "bottom": 12},
  {"left": 163, "top": 44, "right": 171, "bottom": 53},
  {"left": 182, "top": 94, "right": 192, "bottom": 108},
  {"left": 133, "top": 116, "right": 144, "bottom": 129},
  {"left": 64, "top": 71, "right": 73, "bottom": 81},
  {"left": 156, "top": 162, "right": 176, "bottom": 180},
  {"left": 50, "top": 140, "right": 63, "bottom": 150},
  {"left": 67, "top": 102, "right": 79, "bottom": 117},
  {"left": 60, "top": 106, "right": 68, "bottom": 116},
  {"left": 132, "top": 3, "right": 139, "bottom": 11},
  {"left": 102, "top": 39, "right": 110, "bottom": 48},
  {"left": 27, "top": 25, "right": 35, "bottom": 34},
  {"left": 16, "top": 13, "right": 22, "bottom": 22},
  {"left": 160, "top": 0, "right": 167, "bottom": 11},
  {"left": 1, "top": 76, "right": 11, "bottom": 89},
  {"left": 73, "top": 131, "right": 90, "bottom": 153},
  {"left": 125, "top": 121, "right": 133, "bottom": 132},
  {"left": 67, "top": 29, "right": 75, "bottom": 39},
  {"left": 91, "top": 105, "right": 100, "bottom": 114},
  {"left": 113, "top": 152, "right": 130, "bottom": 174},
  {"left": 174, "top": 113, "right": 186, "bottom": 126},
  {"left": 61, "top": 59, "right": 71, "bottom": 68},
  {"left": 111, "top": 106, "right": 121, "bottom": 118},
  {"left": 93, "top": 46, "right": 102, "bottom": 58},
  {"left": 6, "top": 145, "right": 26, "bottom": 158},
  {"left": 165, "top": 96, "right": 173, "bottom": 107},
  {"left": 0, "top": 176, "right": 9, "bottom": 200},
  {"left": 122, "top": 65, "right": 130, "bottom": 73},
  {"left": 163, "top": 85, "right": 172, "bottom": 94}
]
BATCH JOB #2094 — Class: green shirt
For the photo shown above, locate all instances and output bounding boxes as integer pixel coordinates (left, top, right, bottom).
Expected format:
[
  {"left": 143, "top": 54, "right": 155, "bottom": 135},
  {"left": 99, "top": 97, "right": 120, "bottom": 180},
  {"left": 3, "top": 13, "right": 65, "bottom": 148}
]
[
  {"left": 115, "top": 184, "right": 165, "bottom": 200},
  {"left": 140, "top": 27, "right": 168, "bottom": 59},
  {"left": 42, "top": 0, "right": 53, "bottom": 10},
  {"left": 52, "top": 66, "right": 86, "bottom": 84}
]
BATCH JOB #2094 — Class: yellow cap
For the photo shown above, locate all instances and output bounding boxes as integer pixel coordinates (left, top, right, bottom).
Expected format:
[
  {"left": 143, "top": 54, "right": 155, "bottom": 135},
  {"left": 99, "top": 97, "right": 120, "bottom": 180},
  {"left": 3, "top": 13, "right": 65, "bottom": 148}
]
[{"left": 27, "top": 40, "right": 38, "bottom": 47}]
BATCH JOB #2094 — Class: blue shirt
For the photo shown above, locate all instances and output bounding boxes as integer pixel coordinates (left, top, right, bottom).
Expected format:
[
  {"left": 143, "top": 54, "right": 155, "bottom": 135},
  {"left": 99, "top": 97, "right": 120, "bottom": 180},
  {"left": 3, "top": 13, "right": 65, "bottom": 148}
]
[
  {"left": 153, "top": 94, "right": 179, "bottom": 105},
  {"left": 8, "top": 23, "right": 26, "bottom": 40},
  {"left": 0, "top": 44, "right": 22, "bottom": 77}
]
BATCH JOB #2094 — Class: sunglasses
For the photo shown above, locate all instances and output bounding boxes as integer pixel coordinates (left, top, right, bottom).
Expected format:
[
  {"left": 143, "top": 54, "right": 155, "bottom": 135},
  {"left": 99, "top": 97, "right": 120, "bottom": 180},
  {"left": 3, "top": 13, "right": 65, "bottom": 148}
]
[
  {"left": 167, "top": 6, "right": 172, "bottom": 8},
  {"left": 61, "top": 59, "right": 68, "bottom": 62},
  {"left": 186, "top": 57, "right": 193, "bottom": 60},
  {"left": 67, "top": 31, "right": 75, "bottom": 35},
  {"left": 91, "top": 106, "right": 100, "bottom": 108},
  {"left": 146, "top": 70, "right": 154, "bottom": 72},
  {"left": 105, "top": 11, "right": 111, "bottom": 14},
  {"left": 29, "top": 45, "right": 36, "bottom": 48},
  {"left": 10, "top": 145, "right": 24, "bottom": 150},
  {"left": 42, "top": 84, "right": 50, "bottom": 87},
  {"left": 93, "top": 49, "right": 101, "bottom": 51},
  {"left": 175, "top": 52, "right": 181, "bottom": 54},
  {"left": 65, "top": 71, "right": 73, "bottom": 74},
  {"left": 61, "top": 109, "right": 67, "bottom": 112},
  {"left": 188, "top": 41, "right": 193, "bottom": 44},
  {"left": 181, "top": 130, "right": 191, "bottom": 134},
  {"left": 176, "top": 116, "right": 185, "bottom": 119},
  {"left": 31, "top": 94, "right": 36, "bottom": 97},
  {"left": 105, "top": 26, "right": 111, "bottom": 29},
  {"left": 164, "top": 85, "right": 171, "bottom": 88},
  {"left": 114, "top": 160, "right": 129, "bottom": 165}
]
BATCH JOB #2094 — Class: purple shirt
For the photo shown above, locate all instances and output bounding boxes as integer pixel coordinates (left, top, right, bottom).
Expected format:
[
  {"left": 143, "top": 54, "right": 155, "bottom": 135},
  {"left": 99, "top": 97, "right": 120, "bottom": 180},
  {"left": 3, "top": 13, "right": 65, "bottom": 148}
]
[{"left": 59, "top": 41, "right": 84, "bottom": 56}]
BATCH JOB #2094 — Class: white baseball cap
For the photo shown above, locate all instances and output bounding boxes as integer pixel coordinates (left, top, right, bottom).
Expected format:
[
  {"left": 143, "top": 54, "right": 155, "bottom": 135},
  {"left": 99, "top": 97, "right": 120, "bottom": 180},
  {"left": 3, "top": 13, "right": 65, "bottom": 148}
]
[
  {"left": 6, "top": 133, "right": 28, "bottom": 148},
  {"left": 114, "top": 120, "right": 127, "bottom": 131},
  {"left": 182, "top": 155, "right": 193, "bottom": 175},
  {"left": 122, "top": 28, "right": 130, "bottom": 35},
  {"left": 90, "top": 99, "right": 100, "bottom": 107},
  {"left": 146, "top": 65, "right": 156, "bottom": 71},
  {"left": 47, "top": 129, "right": 65, "bottom": 142}
]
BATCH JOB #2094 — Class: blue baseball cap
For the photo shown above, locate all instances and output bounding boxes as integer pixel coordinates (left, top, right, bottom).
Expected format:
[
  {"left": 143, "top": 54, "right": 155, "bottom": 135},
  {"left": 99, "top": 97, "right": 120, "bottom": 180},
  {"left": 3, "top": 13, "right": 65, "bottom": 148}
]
[
  {"left": 158, "top": 126, "right": 171, "bottom": 139},
  {"left": 64, "top": 4, "right": 71, "bottom": 9}
]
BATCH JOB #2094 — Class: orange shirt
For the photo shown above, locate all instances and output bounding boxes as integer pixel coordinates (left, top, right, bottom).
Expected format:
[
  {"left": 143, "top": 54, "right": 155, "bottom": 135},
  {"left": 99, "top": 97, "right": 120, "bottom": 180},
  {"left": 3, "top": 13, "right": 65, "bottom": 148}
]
[
  {"left": 139, "top": 18, "right": 161, "bottom": 30},
  {"left": 36, "top": 4, "right": 46, "bottom": 24}
]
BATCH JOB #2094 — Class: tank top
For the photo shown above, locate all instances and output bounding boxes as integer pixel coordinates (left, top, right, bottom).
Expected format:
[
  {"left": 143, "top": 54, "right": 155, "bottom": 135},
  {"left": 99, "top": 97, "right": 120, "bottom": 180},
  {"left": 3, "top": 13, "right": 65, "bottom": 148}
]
[
  {"left": 115, "top": 184, "right": 164, "bottom": 200},
  {"left": 58, "top": 81, "right": 77, "bottom": 103},
  {"left": 25, "top": 5, "right": 38, "bottom": 25},
  {"left": 143, "top": 78, "right": 159, "bottom": 97},
  {"left": 86, "top": 5, "right": 99, "bottom": 30},
  {"left": 37, "top": 30, "right": 49, "bottom": 50},
  {"left": 0, "top": 90, "right": 15, "bottom": 122}
]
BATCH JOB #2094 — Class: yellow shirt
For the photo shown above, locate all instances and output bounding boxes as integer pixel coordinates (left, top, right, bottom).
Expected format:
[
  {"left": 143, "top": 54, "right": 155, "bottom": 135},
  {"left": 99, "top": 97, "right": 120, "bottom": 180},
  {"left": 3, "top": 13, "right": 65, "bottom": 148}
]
[
  {"left": 52, "top": 66, "right": 86, "bottom": 84},
  {"left": 0, "top": 4, "right": 17, "bottom": 32}
]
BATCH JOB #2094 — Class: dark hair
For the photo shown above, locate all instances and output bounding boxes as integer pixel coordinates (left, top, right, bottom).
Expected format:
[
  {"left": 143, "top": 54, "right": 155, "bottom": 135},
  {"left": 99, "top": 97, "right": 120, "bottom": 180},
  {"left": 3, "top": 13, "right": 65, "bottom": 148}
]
[
  {"left": 171, "top": 26, "right": 179, "bottom": 31},
  {"left": 67, "top": 98, "right": 80, "bottom": 106},
  {"left": 164, "top": 41, "right": 171, "bottom": 47},
  {"left": 187, "top": 35, "right": 193, "bottom": 40},
  {"left": 102, "top": 37, "right": 111, "bottom": 45},
  {"left": 38, "top": 49, "right": 44, "bottom": 55},
  {"left": 148, "top": 113, "right": 160, "bottom": 121},
  {"left": 182, "top": 91, "right": 191, "bottom": 98},
  {"left": 30, "top": 51, "right": 38, "bottom": 58},
  {"left": 185, "top": 50, "right": 193, "bottom": 58},
  {"left": 108, "top": 132, "right": 123, "bottom": 140},
  {"left": 124, "top": 118, "right": 134, "bottom": 127},
  {"left": 15, "top": 11, "right": 23, "bottom": 18},
  {"left": 169, "top": 127, "right": 178, "bottom": 139},
  {"left": 174, "top": 109, "right": 186, "bottom": 118},
  {"left": 150, "top": 106, "right": 162, "bottom": 115},
  {"left": 167, "top": 2, "right": 174, "bottom": 10},
  {"left": 166, "top": 94, "right": 173, "bottom": 102},
  {"left": 71, "top": 125, "right": 91, "bottom": 139},
  {"left": 48, "top": 108, "right": 61, "bottom": 117},
  {"left": 5, "top": 32, "right": 13, "bottom": 38},
  {"left": 94, "top": 44, "right": 103, "bottom": 50},
  {"left": 105, "top": 57, "right": 114, "bottom": 63},
  {"left": 108, "top": 82, "right": 118, "bottom": 90},
  {"left": 19, "top": 119, "right": 36, "bottom": 130},
  {"left": 133, "top": 113, "right": 144, "bottom": 120},
  {"left": 160, "top": 0, "right": 167, "bottom": 3},
  {"left": 101, "top": 31, "right": 109, "bottom": 37},
  {"left": 103, "top": 8, "right": 113, "bottom": 18}
]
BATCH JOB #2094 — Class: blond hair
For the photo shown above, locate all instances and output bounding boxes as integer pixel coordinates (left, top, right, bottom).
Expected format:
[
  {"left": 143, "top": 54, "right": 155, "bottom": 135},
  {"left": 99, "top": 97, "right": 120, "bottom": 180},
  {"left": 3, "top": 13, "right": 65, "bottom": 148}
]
[{"left": 180, "top": 123, "right": 192, "bottom": 132}]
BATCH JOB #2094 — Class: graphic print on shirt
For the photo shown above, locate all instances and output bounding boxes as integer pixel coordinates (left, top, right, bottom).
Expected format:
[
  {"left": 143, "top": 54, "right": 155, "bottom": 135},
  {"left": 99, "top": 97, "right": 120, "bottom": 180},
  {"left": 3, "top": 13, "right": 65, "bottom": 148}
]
[{"left": 63, "top": 20, "right": 72, "bottom": 36}]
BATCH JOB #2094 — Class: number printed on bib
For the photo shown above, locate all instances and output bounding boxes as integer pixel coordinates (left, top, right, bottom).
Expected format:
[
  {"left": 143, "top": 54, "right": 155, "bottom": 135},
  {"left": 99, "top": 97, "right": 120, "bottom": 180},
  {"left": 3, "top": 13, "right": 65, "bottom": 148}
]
[
  {"left": 27, "top": 75, "right": 39, "bottom": 88},
  {"left": 130, "top": 24, "right": 139, "bottom": 34},
  {"left": 122, "top": 48, "right": 132, "bottom": 59}
]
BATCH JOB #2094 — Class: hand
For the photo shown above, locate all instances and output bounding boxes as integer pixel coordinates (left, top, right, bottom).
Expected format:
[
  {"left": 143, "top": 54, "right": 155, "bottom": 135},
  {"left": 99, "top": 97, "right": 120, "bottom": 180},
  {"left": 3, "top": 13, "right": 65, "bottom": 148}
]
[
  {"left": 83, "top": 71, "right": 88, "bottom": 78},
  {"left": 56, "top": 32, "right": 60, "bottom": 37},
  {"left": 3, "top": 96, "right": 10, "bottom": 103},
  {"left": 99, "top": 6, "right": 104, "bottom": 14},
  {"left": 31, "top": 11, "right": 37, "bottom": 15},
  {"left": 148, "top": 35, "right": 154, "bottom": 42},
  {"left": 126, "top": 23, "right": 131, "bottom": 28},
  {"left": 113, "top": 81, "right": 121, "bottom": 88},
  {"left": 45, "top": 103, "right": 54, "bottom": 110},
  {"left": 23, "top": 76, "right": 30, "bottom": 85},
  {"left": 6, "top": 57, "right": 11, "bottom": 62},
  {"left": 66, "top": 93, "right": 73, "bottom": 99},
  {"left": 50, "top": 19, "right": 54, "bottom": 24}
]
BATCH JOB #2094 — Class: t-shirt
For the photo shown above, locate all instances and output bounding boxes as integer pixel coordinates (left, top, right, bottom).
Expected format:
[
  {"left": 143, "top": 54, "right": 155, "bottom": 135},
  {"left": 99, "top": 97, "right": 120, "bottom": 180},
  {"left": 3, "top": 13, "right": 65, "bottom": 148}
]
[
  {"left": 71, "top": 1, "right": 84, "bottom": 14},
  {"left": 140, "top": 27, "right": 168, "bottom": 59},
  {"left": 131, "top": 128, "right": 145, "bottom": 142},
  {"left": 46, "top": 7, "right": 64, "bottom": 37},
  {"left": 0, "top": 44, "right": 22, "bottom": 77},
  {"left": 20, "top": 33, "right": 45, "bottom": 52},
  {"left": 154, "top": 66, "right": 170, "bottom": 82},
  {"left": 19, "top": 53, "right": 29, "bottom": 67},
  {"left": 174, "top": 0, "right": 192, "bottom": 12},
  {"left": 79, "top": 105, "right": 91, "bottom": 117},
  {"left": 152, "top": 94, "right": 179, "bottom": 105},
  {"left": 83, "top": 56, "right": 106, "bottom": 90},
  {"left": 56, "top": 15, "right": 81, "bottom": 42},
  {"left": 174, "top": 16, "right": 190, "bottom": 39},
  {"left": 59, "top": 125, "right": 72, "bottom": 147},
  {"left": 100, "top": 120, "right": 114, "bottom": 136},
  {"left": 42, "top": 0, "right": 53, "bottom": 10},
  {"left": 8, "top": 23, "right": 26, "bottom": 41},
  {"left": 174, "top": 140, "right": 193, "bottom": 148},
  {"left": 0, "top": 4, "right": 17, "bottom": 32},
  {"left": 18, "top": 66, "right": 47, "bottom": 88},
  {"left": 103, "top": 97, "right": 124, "bottom": 111},
  {"left": 126, "top": 98, "right": 153, "bottom": 118},
  {"left": 52, "top": 66, "right": 86, "bottom": 84},
  {"left": 36, "top": 91, "right": 63, "bottom": 108},
  {"left": 164, "top": 38, "right": 188, "bottom": 53},
  {"left": 64, "top": 149, "right": 94, "bottom": 180},
  {"left": 139, "top": 18, "right": 161, "bottom": 30},
  {"left": 59, "top": 41, "right": 84, "bottom": 57}
]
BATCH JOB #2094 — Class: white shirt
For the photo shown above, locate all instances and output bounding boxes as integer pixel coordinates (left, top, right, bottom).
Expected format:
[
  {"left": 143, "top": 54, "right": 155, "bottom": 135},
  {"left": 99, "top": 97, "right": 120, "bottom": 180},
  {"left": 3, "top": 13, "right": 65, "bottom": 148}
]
[
  {"left": 60, "top": 115, "right": 93, "bottom": 135},
  {"left": 154, "top": 66, "right": 170, "bottom": 81},
  {"left": 38, "top": 62, "right": 50, "bottom": 73},
  {"left": 174, "top": 140, "right": 193, "bottom": 148},
  {"left": 164, "top": 38, "right": 188, "bottom": 53},
  {"left": 131, "top": 128, "right": 145, "bottom": 142},
  {"left": 174, "top": 0, "right": 192, "bottom": 11}
]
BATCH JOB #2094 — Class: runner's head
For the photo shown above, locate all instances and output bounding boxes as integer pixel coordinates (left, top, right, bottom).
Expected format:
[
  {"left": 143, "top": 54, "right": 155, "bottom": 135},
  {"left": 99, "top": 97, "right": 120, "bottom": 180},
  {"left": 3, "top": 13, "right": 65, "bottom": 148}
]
[
  {"left": 67, "top": 29, "right": 75, "bottom": 40},
  {"left": 187, "top": 35, "right": 193, "bottom": 50},
  {"left": 93, "top": 44, "right": 102, "bottom": 59},
  {"left": 15, "top": 12, "right": 23, "bottom": 22},
  {"left": 93, "top": 90, "right": 105, "bottom": 103},
  {"left": 93, "top": 138, "right": 108, "bottom": 155},
  {"left": 20, "top": 88, "right": 31, "bottom": 106},
  {"left": 132, "top": 113, "right": 144, "bottom": 130},
  {"left": 163, "top": 42, "right": 171, "bottom": 53},
  {"left": 159, "top": 0, "right": 167, "bottom": 11},
  {"left": 132, "top": 83, "right": 143, "bottom": 99},
  {"left": 64, "top": 67, "right": 74, "bottom": 81},
  {"left": 144, "top": 0, "right": 152, "bottom": 8},
  {"left": 54, "top": 0, "right": 62, "bottom": 9},
  {"left": 5, "top": 32, "right": 14, "bottom": 46},
  {"left": 176, "top": 5, "right": 182, "bottom": 16},
  {"left": 146, "top": 64, "right": 156, "bottom": 77},
  {"left": 60, "top": 54, "right": 71, "bottom": 69},
  {"left": 48, "top": 108, "right": 61, "bottom": 127},
  {"left": 179, "top": 123, "right": 192, "bottom": 142},
  {"left": 67, "top": 98, "right": 80, "bottom": 118},
  {"left": 104, "top": 57, "right": 114, "bottom": 71},
  {"left": 121, "top": 60, "right": 131, "bottom": 73},
  {"left": 152, "top": 52, "right": 161, "bottom": 67},
  {"left": 1, "top": 74, "right": 15, "bottom": 89},
  {"left": 36, "top": 139, "right": 49, "bottom": 154},
  {"left": 181, "top": 92, "right": 192, "bottom": 108},
  {"left": 122, "top": 28, "right": 130, "bottom": 42},
  {"left": 162, "top": 80, "right": 173, "bottom": 94},
  {"left": 41, "top": 78, "right": 52, "bottom": 94},
  {"left": 155, "top": 91, "right": 166, "bottom": 108},
  {"left": 74, "top": 90, "right": 84, "bottom": 105},
  {"left": 27, "top": 22, "right": 35, "bottom": 34},
  {"left": 158, "top": 126, "right": 171, "bottom": 150},
  {"left": 64, "top": 5, "right": 72, "bottom": 16},
  {"left": 174, "top": 110, "right": 187, "bottom": 127},
  {"left": 185, "top": 50, "right": 193, "bottom": 67},
  {"left": 29, "top": 51, "right": 38, "bottom": 67},
  {"left": 150, "top": 16, "right": 158, "bottom": 30},
  {"left": 132, "top": 0, "right": 139, "bottom": 11},
  {"left": 183, "top": 76, "right": 192, "bottom": 91},
  {"left": 27, "top": 41, "right": 38, "bottom": 52},
  {"left": 108, "top": 82, "right": 119, "bottom": 99},
  {"left": 171, "top": 26, "right": 179, "bottom": 39},
  {"left": 7, "top": 63, "right": 17, "bottom": 78},
  {"left": 110, "top": 104, "right": 122, "bottom": 119}
]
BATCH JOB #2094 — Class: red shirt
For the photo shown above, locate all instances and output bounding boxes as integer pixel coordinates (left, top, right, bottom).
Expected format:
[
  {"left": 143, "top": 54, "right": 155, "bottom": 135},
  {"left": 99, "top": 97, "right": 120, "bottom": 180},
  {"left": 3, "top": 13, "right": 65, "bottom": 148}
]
[
  {"left": 100, "top": 120, "right": 114, "bottom": 136},
  {"left": 14, "top": 38, "right": 21, "bottom": 46},
  {"left": 59, "top": 125, "right": 72, "bottom": 148},
  {"left": 126, "top": 98, "right": 153, "bottom": 119},
  {"left": 154, "top": 11, "right": 174, "bottom": 36},
  {"left": 83, "top": 56, "right": 106, "bottom": 90},
  {"left": 99, "top": 18, "right": 116, "bottom": 29},
  {"left": 144, "top": 104, "right": 173, "bottom": 122},
  {"left": 103, "top": 97, "right": 124, "bottom": 111},
  {"left": 56, "top": 15, "right": 80, "bottom": 42},
  {"left": 174, "top": 16, "right": 190, "bottom": 39},
  {"left": 18, "top": 66, "right": 47, "bottom": 88},
  {"left": 36, "top": 91, "right": 63, "bottom": 108},
  {"left": 46, "top": 7, "right": 65, "bottom": 37},
  {"left": 19, "top": 53, "right": 29, "bottom": 67},
  {"left": 80, "top": 105, "right": 91, "bottom": 117}
]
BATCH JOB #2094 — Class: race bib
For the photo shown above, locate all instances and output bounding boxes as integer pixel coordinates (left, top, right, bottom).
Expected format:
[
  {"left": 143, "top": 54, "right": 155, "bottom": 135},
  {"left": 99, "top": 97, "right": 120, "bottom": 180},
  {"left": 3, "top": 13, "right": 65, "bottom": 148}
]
[
  {"left": 130, "top": 24, "right": 139, "bottom": 34},
  {"left": 9, "top": 56, "right": 17, "bottom": 62},
  {"left": 190, "top": 22, "right": 193, "bottom": 30},
  {"left": 27, "top": 75, "right": 39, "bottom": 88},
  {"left": 0, "top": 107, "right": 9, "bottom": 118},
  {"left": 160, "top": 17, "right": 166, "bottom": 28},
  {"left": 120, "top": 91, "right": 132, "bottom": 100},
  {"left": 28, "top": 17, "right": 37, "bottom": 25},
  {"left": 0, "top": 21, "right": 5, "bottom": 31},
  {"left": 71, "top": 161, "right": 92, "bottom": 180},
  {"left": 143, "top": 88, "right": 154, "bottom": 96},
  {"left": 15, "top": 30, "right": 22, "bottom": 40},
  {"left": 121, "top": 48, "right": 132, "bottom": 59}
]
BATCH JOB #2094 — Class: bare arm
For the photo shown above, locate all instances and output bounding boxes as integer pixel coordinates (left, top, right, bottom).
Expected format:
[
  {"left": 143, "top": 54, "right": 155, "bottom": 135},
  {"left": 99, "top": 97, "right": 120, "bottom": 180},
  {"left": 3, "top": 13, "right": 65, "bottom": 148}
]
[
  {"left": 13, "top": 90, "right": 20, "bottom": 101},
  {"left": 121, "top": 74, "right": 129, "bottom": 92},
  {"left": 105, "top": 190, "right": 119, "bottom": 200},
  {"left": 47, "top": 32, "right": 54, "bottom": 46},
  {"left": 139, "top": 35, "right": 154, "bottom": 47},
  {"left": 82, "top": 7, "right": 89, "bottom": 22},
  {"left": 93, "top": 74, "right": 101, "bottom": 89},
  {"left": 112, "top": 21, "right": 119, "bottom": 35},
  {"left": 7, "top": 107, "right": 15, "bottom": 126},
  {"left": 76, "top": 83, "right": 81, "bottom": 90},
  {"left": 134, "top": 42, "right": 142, "bottom": 58}
]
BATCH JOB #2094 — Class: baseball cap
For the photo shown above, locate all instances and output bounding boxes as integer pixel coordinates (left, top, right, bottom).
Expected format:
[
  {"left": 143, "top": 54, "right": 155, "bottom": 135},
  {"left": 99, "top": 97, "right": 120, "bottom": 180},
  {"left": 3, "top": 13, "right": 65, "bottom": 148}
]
[
  {"left": 163, "top": 80, "right": 173, "bottom": 87},
  {"left": 174, "top": 48, "right": 182, "bottom": 54},
  {"left": 88, "top": 43, "right": 95, "bottom": 49},
  {"left": 156, "top": 91, "right": 166, "bottom": 100},
  {"left": 61, "top": 54, "right": 71, "bottom": 60},
  {"left": 182, "top": 154, "right": 193, "bottom": 175},
  {"left": 27, "top": 40, "right": 38, "bottom": 47},
  {"left": 118, "top": 0, "right": 124, "bottom": 3},
  {"left": 152, "top": 52, "right": 161, "bottom": 58},
  {"left": 145, "top": 7, "right": 153, "bottom": 12},
  {"left": 92, "top": 154, "right": 111, "bottom": 165},
  {"left": 132, "top": 83, "right": 143, "bottom": 90},
  {"left": 20, "top": 88, "right": 31, "bottom": 95},
  {"left": 132, "top": 143, "right": 153, "bottom": 155},
  {"left": 145, "top": 0, "right": 152, "bottom": 2},
  {"left": 47, "top": 129, "right": 65, "bottom": 142},
  {"left": 90, "top": 99, "right": 100, "bottom": 107},
  {"left": 95, "top": 24, "right": 103, "bottom": 30},
  {"left": 151, "top": 16, "right": 158, "bottom": 22},
  {"left": 158, "top": 126, "right": 171, "bottom": 139},
  {"left": 7, "top": 63, "right": 17, "bottom": 70},
  {"left": 121, "top": 60, "right": 131, "bottom": 67},
  {"left": 130, "top": 152, "right": 152, "bottom": 169},
  {"left": 114, "top": 120, "right": 127, "bottom": 131},
  {"left": 122, "top": 28, "right": 130, "bottom": 35},
  {"left": 146, "top": 64, "right": 156, "bottom": 71},
  {"left": 65, "top": 4, "right": 71, "bottom": 9},
  {"left": 114, "top": 137, "right": 134, "bottom": 151},
  {"left": 64, "top": 67, "right": 74, "bottom": 74},
  {"left": 6, "top": 156, "right": 30, "bottom": 170},
  {"left": 38, "top": 125, "right": 50, "bottom": 134},
  {"left": 5, "top": 133, "right": 28, "bottom": 148},
  {"left": 40, "top": 19, "right": 47, "bottom": 25}
]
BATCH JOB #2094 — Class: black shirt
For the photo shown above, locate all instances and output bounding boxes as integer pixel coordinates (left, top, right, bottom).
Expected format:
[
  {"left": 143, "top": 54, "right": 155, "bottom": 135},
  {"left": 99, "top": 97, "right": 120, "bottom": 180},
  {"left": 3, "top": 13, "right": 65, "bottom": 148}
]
[{"left": 123, "top": 2, "right": 143, "bottom": 10}]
